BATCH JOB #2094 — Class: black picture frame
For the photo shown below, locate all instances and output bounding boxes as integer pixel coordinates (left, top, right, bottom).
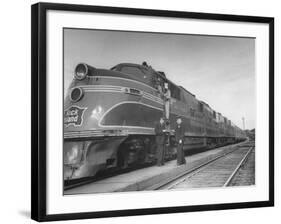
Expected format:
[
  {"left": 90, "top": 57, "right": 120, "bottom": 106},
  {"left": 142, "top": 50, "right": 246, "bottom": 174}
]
[{"left": 31, "top": 2, "right": 274, "bottom": 222}]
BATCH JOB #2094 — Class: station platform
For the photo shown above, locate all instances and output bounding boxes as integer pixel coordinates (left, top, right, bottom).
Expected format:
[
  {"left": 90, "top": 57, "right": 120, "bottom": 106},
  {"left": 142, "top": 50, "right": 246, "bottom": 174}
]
[{"left": 65, "top": 142, "right": 245, "bottom": 195}]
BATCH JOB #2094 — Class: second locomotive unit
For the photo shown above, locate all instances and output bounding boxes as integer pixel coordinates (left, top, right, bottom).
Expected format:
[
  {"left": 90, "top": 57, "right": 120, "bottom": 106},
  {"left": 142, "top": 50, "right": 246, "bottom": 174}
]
[{"left": 64, "top": 62, "right": 246, "bottom": 180}]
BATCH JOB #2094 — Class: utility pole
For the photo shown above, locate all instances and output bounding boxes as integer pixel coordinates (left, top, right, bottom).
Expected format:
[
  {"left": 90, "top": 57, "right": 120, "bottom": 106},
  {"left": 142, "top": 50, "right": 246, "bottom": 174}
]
[{"left": 242, "top": 117, "right": 245, "bottom": 130}]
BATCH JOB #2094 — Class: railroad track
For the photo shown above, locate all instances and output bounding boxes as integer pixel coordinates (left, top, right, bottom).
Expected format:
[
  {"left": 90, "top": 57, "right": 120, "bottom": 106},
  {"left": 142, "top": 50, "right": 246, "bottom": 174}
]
[{"left": 148, "top": 142, "right": 254, "bottom": 190}]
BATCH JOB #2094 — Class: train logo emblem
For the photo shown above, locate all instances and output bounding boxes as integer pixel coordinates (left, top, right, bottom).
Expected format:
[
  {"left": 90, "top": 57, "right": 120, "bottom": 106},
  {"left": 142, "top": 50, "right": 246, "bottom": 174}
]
[{"left": 64, "top": 106, "right": 87, "bottom": 127}]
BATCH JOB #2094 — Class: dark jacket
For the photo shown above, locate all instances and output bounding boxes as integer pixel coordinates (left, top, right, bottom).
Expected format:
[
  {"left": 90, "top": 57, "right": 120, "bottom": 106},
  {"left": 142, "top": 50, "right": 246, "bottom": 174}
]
[{"left": 175, "top": 125, "right": 185, "bottom": 143}]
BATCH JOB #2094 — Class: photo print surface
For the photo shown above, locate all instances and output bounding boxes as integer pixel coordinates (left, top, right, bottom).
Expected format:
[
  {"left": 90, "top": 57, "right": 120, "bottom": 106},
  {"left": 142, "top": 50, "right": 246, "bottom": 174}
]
[{"left": 63, "top": 28, "right": 255, "bottom": 195}]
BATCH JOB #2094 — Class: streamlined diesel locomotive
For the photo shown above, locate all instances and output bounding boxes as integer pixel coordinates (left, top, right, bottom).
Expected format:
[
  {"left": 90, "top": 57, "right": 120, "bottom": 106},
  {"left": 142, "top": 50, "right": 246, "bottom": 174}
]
[{"left": 64, "top": 62, "right": 246, "bottom": 180}]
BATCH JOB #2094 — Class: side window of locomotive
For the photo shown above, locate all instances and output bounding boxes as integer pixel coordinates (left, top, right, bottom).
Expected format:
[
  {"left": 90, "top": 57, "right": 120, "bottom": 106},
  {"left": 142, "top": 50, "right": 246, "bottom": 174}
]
[
  {"left": 224, "top": 117, "right": 228, "bottom": 124},
  {"left": 190, "top": 108, "right": 195, "bottom": 117},
  {"left": 111, "top": 66, "right": 118, "bottom": 71},
  {"left": 198, "top": 102, "right": 204, "bottom": 113},
  {"left": 170, "top": 84, "right": 181, "bottom": 100},
  {"left": 153, "top": 74, "right": 165, "bottom": 91},
  {"left": 213, "top": 111, "right": 216, "bottom": 119}
]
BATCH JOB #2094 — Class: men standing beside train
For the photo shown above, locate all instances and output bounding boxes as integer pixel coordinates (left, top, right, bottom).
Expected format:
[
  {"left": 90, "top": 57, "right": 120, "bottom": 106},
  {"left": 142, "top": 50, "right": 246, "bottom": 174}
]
[
  {"left": 175, "top": 117, "right": 186, "bottom": 165},
  {"left": 155, "top": 117, "right": 166, "bottom": 166}
]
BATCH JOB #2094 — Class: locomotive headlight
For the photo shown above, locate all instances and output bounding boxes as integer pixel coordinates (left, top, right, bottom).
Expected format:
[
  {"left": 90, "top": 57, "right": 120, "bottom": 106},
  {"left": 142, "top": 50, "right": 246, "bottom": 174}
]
[
  {"left": 70, "top": 87, "right": 84, "bottom": 102},
  {"left": 74, "top": 63, "right": 88, "bottom": 80}
]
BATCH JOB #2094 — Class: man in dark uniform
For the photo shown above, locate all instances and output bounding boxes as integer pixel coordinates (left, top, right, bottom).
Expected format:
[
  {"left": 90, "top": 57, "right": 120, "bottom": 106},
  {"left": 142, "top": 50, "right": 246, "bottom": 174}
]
[
  {"left": 175, "top": 117, "right": 186, "bottom": 165},
  {"left": 154, "top": 117, "right": 165, "bottom": 166}
]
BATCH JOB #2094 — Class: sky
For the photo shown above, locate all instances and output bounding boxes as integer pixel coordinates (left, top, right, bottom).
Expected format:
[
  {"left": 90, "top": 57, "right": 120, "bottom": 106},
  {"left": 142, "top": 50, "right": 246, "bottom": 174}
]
[{"left": 64, "top": 28, "right": 255, "bottom": 130}]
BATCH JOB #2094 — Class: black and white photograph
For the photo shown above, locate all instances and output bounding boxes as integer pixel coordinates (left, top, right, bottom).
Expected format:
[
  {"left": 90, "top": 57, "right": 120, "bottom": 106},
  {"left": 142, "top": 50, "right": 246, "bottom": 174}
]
[
  {"left": 63, "top": 28, "right": 256, "bottom": 195},
  {"left": 30, "top": 2, "right": 274, "bottom": 221},
  {"left": 0, "top": 0, "right": 279, "bottom": 223}
]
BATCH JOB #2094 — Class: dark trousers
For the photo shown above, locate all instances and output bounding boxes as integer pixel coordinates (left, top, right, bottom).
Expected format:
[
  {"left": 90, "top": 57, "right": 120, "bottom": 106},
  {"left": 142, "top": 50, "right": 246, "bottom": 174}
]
[
  {"left": 156, "top": 137, "right": 165, "bottom": 166},
  {"left": 177, "top": 143, "right": 186, "bottom": 165}
]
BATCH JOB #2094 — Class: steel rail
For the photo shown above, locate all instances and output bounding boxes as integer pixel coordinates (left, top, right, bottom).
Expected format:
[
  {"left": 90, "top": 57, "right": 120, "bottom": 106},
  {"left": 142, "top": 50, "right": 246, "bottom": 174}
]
[
  {"left": 223, "top": 146, "right": 254, "bottom": 187},
  {"left": 147, "top": 145, "right": 245, "bottom": 190},
  {"left": 149, "top": 143, "right": 253, "bottom": 190}
]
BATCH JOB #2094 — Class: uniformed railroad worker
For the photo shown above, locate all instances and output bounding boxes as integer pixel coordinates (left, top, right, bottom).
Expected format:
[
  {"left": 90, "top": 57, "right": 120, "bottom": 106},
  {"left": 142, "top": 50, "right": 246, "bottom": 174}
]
[
  {"left": 155, "top": 117, "right": 166, "bottom": 166},
  {"left": 163, "top": 82, "right": 171, "bottom": 120},
  {"left": 175, "top": 117, "right": 186, "bottom": 165}
]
